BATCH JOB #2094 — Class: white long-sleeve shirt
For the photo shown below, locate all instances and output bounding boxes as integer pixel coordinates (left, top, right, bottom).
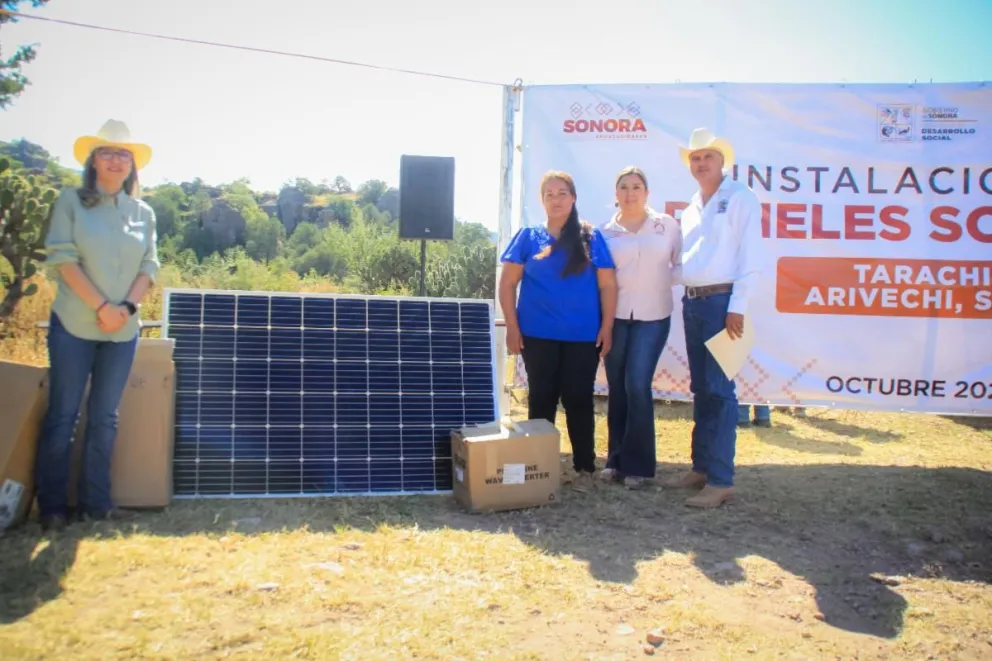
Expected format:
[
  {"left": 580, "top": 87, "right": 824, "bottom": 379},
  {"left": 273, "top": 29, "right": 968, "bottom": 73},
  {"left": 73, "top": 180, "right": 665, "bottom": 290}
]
[
  {"left": 602, "top": 210, "right": 682, "bottom": 321},
  {"left": 673, "top": 176, "right": 763, "bottom": 315}
]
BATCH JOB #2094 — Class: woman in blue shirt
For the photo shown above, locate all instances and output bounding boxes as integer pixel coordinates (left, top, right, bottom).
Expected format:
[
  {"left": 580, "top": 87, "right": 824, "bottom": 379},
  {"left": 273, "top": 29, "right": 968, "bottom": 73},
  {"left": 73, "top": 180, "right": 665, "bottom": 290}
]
[
  {"left": 35, "top": 120, "right": 159, "bottom": 531},
  {"left": 498, "top": 171, "right": 617, "bottom": 492}
]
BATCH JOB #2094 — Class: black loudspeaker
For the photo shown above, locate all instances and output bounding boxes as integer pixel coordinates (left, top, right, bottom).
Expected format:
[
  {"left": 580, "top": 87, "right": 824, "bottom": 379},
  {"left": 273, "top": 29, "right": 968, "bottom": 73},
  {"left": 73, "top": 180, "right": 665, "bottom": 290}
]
[{"left": 398, "top": 155, "right": 455, "bottom": 241}]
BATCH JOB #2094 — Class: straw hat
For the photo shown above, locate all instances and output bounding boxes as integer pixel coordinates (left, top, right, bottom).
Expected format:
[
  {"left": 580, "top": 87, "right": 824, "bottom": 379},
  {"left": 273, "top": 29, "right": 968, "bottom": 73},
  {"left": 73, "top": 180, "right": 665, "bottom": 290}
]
[
  {"left": 679, "top": 128, "right": 734, "bottom": 170},
  {"left": 73, "top": 120, "right": 152, "bottom": 170}
]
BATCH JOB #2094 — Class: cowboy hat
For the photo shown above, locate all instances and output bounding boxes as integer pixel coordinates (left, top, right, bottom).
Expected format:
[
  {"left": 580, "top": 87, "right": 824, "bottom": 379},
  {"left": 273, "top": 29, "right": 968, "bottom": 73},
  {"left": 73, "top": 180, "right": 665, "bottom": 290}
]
[
  {"left": 679, "top": 128, "right": 734, "bottom": 170},
  {"left": 73, "top": 119, "right": 153, "bottom": 170}
]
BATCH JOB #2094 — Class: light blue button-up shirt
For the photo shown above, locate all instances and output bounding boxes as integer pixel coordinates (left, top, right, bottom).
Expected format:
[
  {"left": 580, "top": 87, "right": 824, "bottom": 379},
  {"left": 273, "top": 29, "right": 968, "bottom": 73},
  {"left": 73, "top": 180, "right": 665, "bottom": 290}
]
[{"left": 44, "top": 187, "right": 159, "bottom": 342}]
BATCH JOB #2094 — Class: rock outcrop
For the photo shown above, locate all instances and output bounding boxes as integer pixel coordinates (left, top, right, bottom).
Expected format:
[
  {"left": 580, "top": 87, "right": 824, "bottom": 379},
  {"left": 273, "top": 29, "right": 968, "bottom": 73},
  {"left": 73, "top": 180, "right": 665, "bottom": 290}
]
[
  {"left": 277, "top": 186, "right": 307, "bottom": 233},
  {"left": 200, "top": 199, "right": 246, "bottom": 250}
]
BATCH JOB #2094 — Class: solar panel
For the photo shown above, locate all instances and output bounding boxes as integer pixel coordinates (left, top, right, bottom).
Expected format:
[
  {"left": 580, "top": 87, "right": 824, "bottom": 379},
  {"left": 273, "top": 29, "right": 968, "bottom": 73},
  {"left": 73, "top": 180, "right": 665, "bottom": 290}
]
[{"left": 162, "top": 288, "right": 498, "bottom": 498}]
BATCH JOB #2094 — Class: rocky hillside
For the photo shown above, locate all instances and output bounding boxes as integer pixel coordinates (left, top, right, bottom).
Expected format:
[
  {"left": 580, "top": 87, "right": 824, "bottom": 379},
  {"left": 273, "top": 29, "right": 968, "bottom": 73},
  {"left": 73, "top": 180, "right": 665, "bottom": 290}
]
[{"left": 1, "top": 139, "right": 497, "bottom": 301}]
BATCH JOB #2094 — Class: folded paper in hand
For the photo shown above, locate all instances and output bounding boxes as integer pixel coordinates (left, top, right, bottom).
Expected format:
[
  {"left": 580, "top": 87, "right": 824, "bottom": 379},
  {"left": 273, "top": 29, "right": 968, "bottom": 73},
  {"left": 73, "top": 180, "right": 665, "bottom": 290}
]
[{"left": 704, "top": 316, "right": 755, "bottom": 379}]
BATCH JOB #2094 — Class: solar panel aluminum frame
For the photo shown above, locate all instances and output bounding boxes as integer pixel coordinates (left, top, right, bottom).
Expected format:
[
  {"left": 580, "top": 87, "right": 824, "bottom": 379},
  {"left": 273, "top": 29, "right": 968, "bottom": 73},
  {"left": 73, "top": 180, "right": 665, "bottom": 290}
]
[{"left": 162, "top": 287, "right": 500, "bottom": 500}]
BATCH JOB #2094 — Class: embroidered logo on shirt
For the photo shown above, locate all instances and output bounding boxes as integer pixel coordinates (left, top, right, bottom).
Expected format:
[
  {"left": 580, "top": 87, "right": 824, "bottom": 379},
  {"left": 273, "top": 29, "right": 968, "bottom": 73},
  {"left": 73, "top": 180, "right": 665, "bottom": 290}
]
[
  {"left": 717, "top": 199, "right": 729, "bottom": 214},
  {"left": 651, "top": 217, "right": 666, "bottom": 235}
]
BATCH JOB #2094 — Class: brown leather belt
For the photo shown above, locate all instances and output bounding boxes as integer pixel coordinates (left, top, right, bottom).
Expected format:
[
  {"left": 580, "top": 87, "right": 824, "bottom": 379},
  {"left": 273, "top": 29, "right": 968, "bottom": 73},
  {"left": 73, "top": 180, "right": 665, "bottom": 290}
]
[{"left": 684, "top": 283, "right": 733, "bottom": 299}]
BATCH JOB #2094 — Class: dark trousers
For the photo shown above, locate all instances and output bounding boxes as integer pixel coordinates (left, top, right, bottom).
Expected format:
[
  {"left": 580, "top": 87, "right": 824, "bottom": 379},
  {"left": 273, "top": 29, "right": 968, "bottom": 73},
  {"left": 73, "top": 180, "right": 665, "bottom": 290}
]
[
  {"left": 35, "top": 313, "right": 138, "bottom": 518},
  {"left": 682, "top": 292, "right": 738, "bottom": 487},
  {"left": 603, "top": 317, "right": 671, "bottom": 478},
  {"left": 521, "top": 336, "right": 600, "bottom": 473}
]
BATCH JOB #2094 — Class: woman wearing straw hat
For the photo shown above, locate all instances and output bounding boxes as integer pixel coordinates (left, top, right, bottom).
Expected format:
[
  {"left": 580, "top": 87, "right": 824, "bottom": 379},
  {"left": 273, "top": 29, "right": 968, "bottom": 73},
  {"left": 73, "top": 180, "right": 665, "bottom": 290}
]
[{"left": 34, "top": 120, "right": 159, "bottom": 531}]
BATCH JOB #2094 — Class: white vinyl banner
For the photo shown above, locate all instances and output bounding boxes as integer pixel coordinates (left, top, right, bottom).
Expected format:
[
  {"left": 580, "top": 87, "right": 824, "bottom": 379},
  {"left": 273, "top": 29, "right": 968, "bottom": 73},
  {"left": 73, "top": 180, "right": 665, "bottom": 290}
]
[{"left": 512, "top": 82, "right": 992, "bottom": 416}]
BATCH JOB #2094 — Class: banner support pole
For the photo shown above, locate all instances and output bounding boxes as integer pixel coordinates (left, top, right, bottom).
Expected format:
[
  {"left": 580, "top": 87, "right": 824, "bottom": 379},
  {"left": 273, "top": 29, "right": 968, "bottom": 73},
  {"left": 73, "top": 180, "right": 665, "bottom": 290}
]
[{"left": 494, "top": 78, "right": 522, "bottom": 418}]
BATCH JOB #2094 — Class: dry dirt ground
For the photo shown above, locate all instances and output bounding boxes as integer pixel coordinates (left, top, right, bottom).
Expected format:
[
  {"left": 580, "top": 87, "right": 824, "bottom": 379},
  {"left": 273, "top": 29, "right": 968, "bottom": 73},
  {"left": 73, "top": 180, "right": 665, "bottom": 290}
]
[{"left": 1, "top": 399, "right": 990, "bottom": 660}]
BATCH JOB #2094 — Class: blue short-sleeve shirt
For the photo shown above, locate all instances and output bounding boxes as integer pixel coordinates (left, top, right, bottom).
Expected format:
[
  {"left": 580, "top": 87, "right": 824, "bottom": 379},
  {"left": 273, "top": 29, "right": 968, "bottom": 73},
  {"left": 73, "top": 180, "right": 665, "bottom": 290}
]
[{"left": 500, "top": 224, "right": 615, "bottom": 343}]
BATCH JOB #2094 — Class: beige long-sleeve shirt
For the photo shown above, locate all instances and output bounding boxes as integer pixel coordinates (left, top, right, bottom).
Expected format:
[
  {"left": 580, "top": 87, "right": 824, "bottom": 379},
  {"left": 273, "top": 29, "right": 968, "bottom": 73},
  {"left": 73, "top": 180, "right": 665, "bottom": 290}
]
[{"left": 602, "top": 209, "right": 682, "bottom": 322}]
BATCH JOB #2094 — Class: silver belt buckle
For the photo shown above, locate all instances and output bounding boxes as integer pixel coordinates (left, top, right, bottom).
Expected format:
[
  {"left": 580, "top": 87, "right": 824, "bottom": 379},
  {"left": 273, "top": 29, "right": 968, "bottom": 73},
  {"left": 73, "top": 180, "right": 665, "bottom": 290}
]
[{"left": 686, "top": 286, "right": 698, "bottom": 299}]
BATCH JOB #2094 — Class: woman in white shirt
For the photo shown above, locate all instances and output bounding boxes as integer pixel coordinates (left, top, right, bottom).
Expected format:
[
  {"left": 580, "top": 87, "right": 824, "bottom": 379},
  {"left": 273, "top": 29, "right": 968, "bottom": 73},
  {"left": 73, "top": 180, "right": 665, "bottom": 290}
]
[{"left": 600, "top": 167, "right": 682, "bottom": 488}]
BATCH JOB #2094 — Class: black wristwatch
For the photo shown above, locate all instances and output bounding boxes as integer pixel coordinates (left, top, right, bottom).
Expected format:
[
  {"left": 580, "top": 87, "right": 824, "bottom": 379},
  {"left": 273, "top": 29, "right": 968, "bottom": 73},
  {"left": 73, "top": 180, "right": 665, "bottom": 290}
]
[{"left": 123, "top": 301, "right": 138, "bottom": 316}]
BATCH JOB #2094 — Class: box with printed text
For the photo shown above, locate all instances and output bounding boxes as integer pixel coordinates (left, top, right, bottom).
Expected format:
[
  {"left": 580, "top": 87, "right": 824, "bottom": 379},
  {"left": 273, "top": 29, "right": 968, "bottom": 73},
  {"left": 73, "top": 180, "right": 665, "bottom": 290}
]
[{"left": 450, "top": 418, "right": 561, "bottom": 513}]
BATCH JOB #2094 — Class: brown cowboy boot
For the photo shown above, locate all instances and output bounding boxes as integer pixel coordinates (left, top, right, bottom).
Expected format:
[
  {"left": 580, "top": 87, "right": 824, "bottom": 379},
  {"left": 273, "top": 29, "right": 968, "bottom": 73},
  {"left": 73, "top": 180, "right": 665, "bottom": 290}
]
[
  {"left": 663, "top": 470, "right": 706, "bottom": 490},
  {"left": 684, "top": 485, "right": 735, "bottom": 508},
  {"left": 570, "top": 472, "right": 595, "bottom": 493}
]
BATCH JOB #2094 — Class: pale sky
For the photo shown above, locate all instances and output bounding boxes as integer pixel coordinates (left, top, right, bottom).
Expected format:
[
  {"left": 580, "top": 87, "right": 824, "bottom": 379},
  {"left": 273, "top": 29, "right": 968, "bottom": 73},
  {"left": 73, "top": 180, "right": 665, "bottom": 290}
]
[{"left": 2, "top": 0, "right": 990, "bottom": 230}]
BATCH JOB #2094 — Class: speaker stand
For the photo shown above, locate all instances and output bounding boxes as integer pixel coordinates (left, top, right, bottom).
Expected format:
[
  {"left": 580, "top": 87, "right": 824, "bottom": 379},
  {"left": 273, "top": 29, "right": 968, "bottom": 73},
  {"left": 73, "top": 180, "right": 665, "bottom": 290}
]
[{"left": 418, "top": 239, "right": 427, "bottom": 297}]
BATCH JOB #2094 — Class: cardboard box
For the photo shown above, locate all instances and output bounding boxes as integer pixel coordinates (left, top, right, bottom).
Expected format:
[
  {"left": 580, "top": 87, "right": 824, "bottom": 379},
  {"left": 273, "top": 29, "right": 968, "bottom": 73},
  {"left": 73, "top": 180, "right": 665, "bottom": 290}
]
[
  {"left": 0, "top": 361, "right": 49, "bottom": 530},
  {"left": 112, "top": 338, "right": 175, "bottom": 508},
  {"left": 451, "top": 418, "right": 561, "bottom": 513},
  {"left": 69, "top": 338, "right": 176, "bottom": 509}
]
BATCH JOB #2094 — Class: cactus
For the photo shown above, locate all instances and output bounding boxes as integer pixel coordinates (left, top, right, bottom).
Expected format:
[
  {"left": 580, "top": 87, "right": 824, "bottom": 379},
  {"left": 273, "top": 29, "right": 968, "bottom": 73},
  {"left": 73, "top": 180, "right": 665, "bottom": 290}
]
[
  {"left": 412, "top": 244, "right": 496, "bottom": 299},
  {"left": 0, "top": 157, "right": 56, "bottom": 319}
]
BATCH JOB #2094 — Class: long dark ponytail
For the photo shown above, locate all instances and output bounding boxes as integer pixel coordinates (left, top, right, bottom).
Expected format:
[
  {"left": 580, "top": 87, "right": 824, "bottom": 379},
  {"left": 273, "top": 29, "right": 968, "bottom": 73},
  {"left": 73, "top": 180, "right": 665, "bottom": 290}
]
[
  {"left": 540, "top": 171, "right": 592, "bottom": 277},
  {"left": 554, "top": 204, "right": 593, "bottom": 277}
]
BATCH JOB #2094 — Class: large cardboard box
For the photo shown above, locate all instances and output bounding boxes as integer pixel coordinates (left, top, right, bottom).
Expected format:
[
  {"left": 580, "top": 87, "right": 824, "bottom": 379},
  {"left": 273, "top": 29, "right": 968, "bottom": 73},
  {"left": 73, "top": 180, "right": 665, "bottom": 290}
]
[
  {"left": 0, "top": 360, "right": 48, "bottom": 530},
  {"left": 69, "top": 338, "right": 176, "bottom": 509},
  {"left": 111, "top": 338, "right": 175, "bottom": 508},
  {"left": 451, "top": 418, "right": 561, "bottom": 513}
]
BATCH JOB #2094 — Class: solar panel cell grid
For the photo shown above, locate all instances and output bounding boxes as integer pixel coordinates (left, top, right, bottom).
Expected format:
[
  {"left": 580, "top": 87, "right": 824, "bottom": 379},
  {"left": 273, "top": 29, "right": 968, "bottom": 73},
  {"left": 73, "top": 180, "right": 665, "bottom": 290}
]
[{"left": 164, "top": 289, "right": 498, "bottom": 498}]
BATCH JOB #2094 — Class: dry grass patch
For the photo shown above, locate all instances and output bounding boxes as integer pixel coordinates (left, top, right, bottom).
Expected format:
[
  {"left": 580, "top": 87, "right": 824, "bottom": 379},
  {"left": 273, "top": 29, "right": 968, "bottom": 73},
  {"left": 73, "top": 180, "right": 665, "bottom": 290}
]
[{"left": 1, "top": 399, "right": 991, "bottom": 660}]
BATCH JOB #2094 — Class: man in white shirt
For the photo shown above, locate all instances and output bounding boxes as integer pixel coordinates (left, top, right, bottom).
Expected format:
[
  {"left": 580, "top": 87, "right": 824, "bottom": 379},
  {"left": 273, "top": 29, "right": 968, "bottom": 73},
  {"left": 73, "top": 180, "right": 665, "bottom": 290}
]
[{"left": 666, "top": 128, "right": 763, "bottom": 508}]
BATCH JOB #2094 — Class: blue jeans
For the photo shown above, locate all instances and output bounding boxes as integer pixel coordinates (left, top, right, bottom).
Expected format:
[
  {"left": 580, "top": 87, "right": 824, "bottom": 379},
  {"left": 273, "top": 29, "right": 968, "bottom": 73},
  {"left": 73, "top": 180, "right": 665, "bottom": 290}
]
[
  {"left": 682, "top": 292, "right": 737, "bottom": 487},
  {"left": 603, "top": 317, "right": 671, "bottom": 478},
  {"left": 35, "top": 313, "right": 138, "bottom": 518},
  {"left": 738, "top": 405, "right": 771, "bottom": 424}
]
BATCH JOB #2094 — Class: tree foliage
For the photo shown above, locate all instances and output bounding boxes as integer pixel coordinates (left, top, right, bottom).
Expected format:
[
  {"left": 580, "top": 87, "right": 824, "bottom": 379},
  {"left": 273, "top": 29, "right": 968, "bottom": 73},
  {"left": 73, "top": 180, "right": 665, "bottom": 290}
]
[
  {"left": 330, "top": 175, "right": 352, "bottom": 194},
  {"left": 0, "top": 138, "right": 80, "bottom": 188},
  {"left": 1, "top": 0, "right": 51, "bottom": 109},
  {"left": 0, "top": 139, "right": 498, "bottom": 317},
  {"left": 356, "top": 179, "right": 389, "bottom": 206}
]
